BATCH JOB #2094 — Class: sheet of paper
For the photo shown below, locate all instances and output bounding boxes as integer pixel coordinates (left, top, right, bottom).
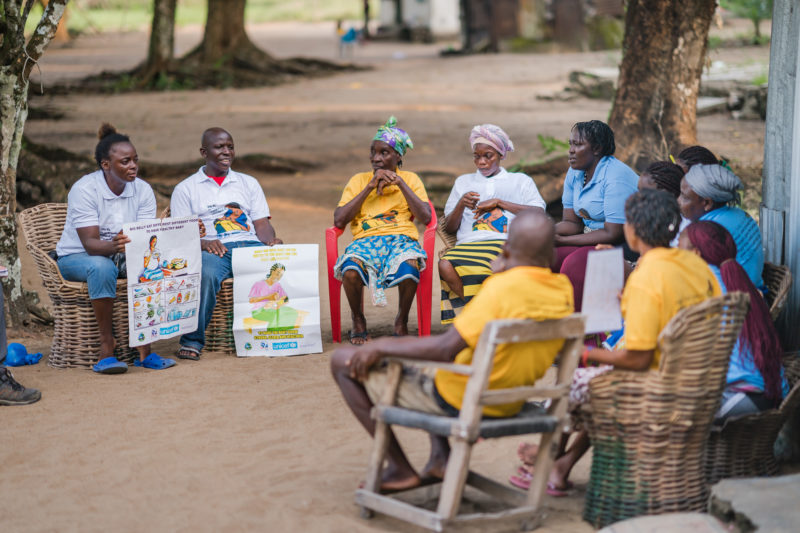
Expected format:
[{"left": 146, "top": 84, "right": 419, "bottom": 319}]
[
  {"left": 232, "top": 245, "right": 322, "bottom": 357},
  {"left": 582, "top": 247, "right": 624, "bottom": 334},
  {"left": 124, "top": 217, "right": 202, "bottom": 346}
]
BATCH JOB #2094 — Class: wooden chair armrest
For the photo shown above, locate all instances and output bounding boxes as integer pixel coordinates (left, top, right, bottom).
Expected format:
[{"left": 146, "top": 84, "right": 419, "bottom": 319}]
[{"left": 384, "top": 357, "right": 473, "bottom": 376}]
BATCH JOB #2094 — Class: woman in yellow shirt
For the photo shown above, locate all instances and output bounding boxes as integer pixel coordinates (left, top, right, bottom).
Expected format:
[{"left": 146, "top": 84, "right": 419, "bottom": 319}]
[
  {"left": 512, "top": 189, "right": 720, "bottom": 495},
  {"left": 333, "top": 117, "right": 432, "bottom": 343}
]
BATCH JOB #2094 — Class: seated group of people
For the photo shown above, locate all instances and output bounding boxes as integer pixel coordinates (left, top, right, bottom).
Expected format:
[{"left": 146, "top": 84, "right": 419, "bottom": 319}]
[
  {"left": 328, "top": 118, "right": 789, "bottom": 496},
  {"left": 47, "top": 117, "right": 788, "bottom": 496}
]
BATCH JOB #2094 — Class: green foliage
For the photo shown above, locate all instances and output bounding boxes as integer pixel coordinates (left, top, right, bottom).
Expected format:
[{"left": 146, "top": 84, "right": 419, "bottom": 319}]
[
  {"left": 538, "top": 134, "right": 569, "bottom": 155},
  {"left": 26, "top": 0, "right": 381, "bottom": 35},
  {"left": 720, "top": 0, "right": 773, "bottom": 40}
]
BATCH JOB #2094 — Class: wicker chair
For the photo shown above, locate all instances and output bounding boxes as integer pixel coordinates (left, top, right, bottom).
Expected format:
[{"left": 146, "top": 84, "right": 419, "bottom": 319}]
[
  {"left": 581, "top": 292, "right": 750, "bottom": 529},
  {"left": 19, "top": 203, "right": 136, "bottom": 367},
  {"left": 436, "top": 217, "right": 457, "bottom": 259},
  {"left": 704, "top": 355, "right": 800, "bottom": 485},
  {"left": 763, "top": 262, "right": 792, "bottom": 321}
]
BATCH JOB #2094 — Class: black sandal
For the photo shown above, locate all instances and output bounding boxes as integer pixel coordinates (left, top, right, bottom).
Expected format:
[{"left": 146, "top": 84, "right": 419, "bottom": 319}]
[
  {"left": 177, "top": 346, "right": 201, "bottom": 360},
  {"left": 348, "top": 331, "right": 370, "bottom": 345}
]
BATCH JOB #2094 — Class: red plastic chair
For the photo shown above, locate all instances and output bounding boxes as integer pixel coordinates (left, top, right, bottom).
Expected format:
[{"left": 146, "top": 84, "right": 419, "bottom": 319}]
[{"left": 326, "top": 200, "right": 438, "bottom": 343}]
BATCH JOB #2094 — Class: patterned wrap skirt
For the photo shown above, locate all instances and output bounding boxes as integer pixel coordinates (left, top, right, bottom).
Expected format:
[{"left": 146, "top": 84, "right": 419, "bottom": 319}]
[
  {"left": 439, "top": 239, "right": 504, "bottom": 324},
  {"left": 334, "top": 234, "right": 427, "bottom": 307}
]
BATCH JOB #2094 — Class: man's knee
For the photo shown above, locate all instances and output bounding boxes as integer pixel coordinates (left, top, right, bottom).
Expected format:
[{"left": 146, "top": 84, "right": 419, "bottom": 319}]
[{"left": 330, "top": 347, "right": 354, "bottom": 377}]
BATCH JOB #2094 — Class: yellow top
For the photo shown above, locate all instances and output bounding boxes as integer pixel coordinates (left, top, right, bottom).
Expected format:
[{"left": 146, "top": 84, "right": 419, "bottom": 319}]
[
  {"left": 434, "top": 266, "right": 574, "bottom": 417},
  {"left": 622, "top": 247, "right": 721, "bottom": 369},
  {"left": 337, "top": 170, "right": 429, "bottom": 241}
]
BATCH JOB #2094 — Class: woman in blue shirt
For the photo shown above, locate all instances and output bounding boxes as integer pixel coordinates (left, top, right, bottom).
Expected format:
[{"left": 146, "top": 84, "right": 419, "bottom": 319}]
[
  {"left": 677, "top": 163, "right": 764, "bottom": 288},
  {"left": 554, "top": 120, "right": 638, "bottom": 310}
]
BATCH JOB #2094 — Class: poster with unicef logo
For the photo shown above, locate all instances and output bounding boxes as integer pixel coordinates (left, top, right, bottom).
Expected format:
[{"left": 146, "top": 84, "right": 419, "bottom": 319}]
[
  {"left": 232, "top": 245, "right": 322, "bottom": 357},
  {"left": 123, "top": 216, "right": 202, "bottom": 347}
]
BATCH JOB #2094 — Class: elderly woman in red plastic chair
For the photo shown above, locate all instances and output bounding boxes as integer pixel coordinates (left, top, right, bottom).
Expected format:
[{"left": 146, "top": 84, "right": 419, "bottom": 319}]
[{"left": 332, "top": 117, "right": 432, "bottom": 344}]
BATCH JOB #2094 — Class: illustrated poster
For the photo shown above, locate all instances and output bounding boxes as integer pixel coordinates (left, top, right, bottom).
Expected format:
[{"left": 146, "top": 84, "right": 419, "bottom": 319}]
[
  {"left": 582, "top": 247, "right": 624, "bottom": 334},
  {"left": 232, "top": 245, "right": 322, "bottom": 357},
  {"left": 124, "top": 217, "right": 201, "bottom": 347}
]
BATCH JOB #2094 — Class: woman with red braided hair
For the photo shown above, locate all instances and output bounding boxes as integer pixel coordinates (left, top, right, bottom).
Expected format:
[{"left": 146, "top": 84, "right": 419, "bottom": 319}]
[{"left": 679, "top": 221, "right": 789, "bottom": 421}]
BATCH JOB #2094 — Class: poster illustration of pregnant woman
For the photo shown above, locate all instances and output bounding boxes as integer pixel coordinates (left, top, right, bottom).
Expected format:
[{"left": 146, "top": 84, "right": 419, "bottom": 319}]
[{"left": 246, "top": 263, "right": 308, "bottom": 331}]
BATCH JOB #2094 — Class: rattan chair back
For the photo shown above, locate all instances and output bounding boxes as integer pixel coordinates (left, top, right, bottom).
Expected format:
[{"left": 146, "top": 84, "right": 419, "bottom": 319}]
[
  {"left": 763, "top": 262, "right": 792, "bottom": 321},
  {"left": 582, "top": 292, "right": 749, "bottom": 528}
]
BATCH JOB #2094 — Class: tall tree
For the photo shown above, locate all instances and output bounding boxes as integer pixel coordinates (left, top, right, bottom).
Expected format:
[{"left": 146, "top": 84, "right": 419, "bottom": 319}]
[
  {"left": 609, "top": 0, "right": 717, "bottom": 170},
  {"left": 1, "top": 0, "right": 69, "bottom": 325},
  {"left": 138, "top": 0, "right": 177, "bottom": 85}
]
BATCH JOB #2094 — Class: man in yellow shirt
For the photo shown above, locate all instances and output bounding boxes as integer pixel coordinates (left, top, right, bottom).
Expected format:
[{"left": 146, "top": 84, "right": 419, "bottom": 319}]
[
  {"left": 330, "top": 209, "right": 574, "bottom": 492},
  {"left": 333, "top": 117, "right": 432, "bottom": 343}
]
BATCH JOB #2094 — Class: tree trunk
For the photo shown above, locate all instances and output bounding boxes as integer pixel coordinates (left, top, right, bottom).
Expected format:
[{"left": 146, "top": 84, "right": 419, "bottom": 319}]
[
  {"left": 141, "top": 0, "right": 177, "bottom": 80},
  {"left": 0, "top": 0, "right": 68, "bottom": 326},
  {"left": 198, "top": 0, "right": 270, "bottom": 64},
  {"left": 608, "top": 0, "right": 716, "bottom": 171},
  {"left": 362, "top": 0, "right": 370, "bottom": 38}
]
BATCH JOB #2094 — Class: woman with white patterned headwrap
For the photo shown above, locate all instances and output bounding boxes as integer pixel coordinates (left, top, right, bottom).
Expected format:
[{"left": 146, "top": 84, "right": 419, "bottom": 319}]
[
  {"left": 439, "top": 124, "right": 547, "bottom": 324},
  {"left": 678, "top": 163, "right": 764, "bottom": 287}
]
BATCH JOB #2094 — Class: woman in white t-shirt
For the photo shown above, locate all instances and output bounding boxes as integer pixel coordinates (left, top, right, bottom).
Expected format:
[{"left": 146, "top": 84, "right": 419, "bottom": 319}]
[
  {"left": 439, "top": 125, "right": 546, "bottom": 323},
  {"left": 56, "top": 124, "right": 175, "bottom": 374}
]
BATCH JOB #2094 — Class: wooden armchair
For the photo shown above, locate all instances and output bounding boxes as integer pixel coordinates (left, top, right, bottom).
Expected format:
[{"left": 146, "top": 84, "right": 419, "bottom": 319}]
[
  {"left": 19, "top": 203, "right": 136, "bottom": 367},
  {"left": 355, "top": 314, "right": 586, "bottom": 531},
  {"left": 580, "top": 292, "right": 749, "bottom": 529}
]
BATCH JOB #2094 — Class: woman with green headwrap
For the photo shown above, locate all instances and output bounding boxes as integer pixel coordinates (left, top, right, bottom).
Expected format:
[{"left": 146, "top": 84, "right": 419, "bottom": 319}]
[{"left": 333, "top": 117, "right": 432, "bottom": 344}]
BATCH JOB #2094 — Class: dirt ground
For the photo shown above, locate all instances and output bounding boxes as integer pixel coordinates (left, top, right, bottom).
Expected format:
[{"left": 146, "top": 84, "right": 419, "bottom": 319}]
[{"left": 3, "top": 21, "right": 770, "bottom": 532}]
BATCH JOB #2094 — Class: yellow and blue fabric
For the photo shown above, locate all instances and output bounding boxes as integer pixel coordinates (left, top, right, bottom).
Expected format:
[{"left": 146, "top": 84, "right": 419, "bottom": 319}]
[
  {"left": 562, "top": 155, "right": 638, "bottom": 231},
  {"left": 373, "top": 116, "right": 413, "bottom": 156},
  {"left": 440, "top": 240, "right": 504, "bottom": 324},
  {"left": 334, "top": 234, "right": 426, "bottom": 307},
  {"left": 337, "top": 170, "right": 429, "bottom": 241},
  {"left": 434, "top": 266, "right": 574, "bottom": 417},
  {"left": 700, "top": 206, "right": 764, "bottom": 288}
]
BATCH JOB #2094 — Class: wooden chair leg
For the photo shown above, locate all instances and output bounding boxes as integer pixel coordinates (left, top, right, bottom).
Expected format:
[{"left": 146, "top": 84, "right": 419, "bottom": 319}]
[
  {"left": 360, "top": 363, "right": 403, "bottom": 516},
  {"left": 524, "top": 428, "right": 563, "bottom": 514},
  {"left": 435, "top": 439, "right": 473, "bottom": 519}
]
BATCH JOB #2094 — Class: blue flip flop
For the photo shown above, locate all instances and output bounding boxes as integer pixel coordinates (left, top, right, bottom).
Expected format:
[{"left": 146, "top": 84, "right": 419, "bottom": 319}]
[
  {"left": 93, "top": 356, "right": 128, "bottom": 374},
  {"left": 134, "top": 353, "right": 176, "bottom": 370}
]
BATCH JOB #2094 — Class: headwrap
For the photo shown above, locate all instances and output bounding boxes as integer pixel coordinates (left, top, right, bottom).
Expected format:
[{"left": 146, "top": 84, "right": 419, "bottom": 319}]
[
  {"left": 684, "top": 163, "right": 742, "bottom": 205},
  {"left": 372, "top": 116, "right": 413, "bottom": 156},
  {"left": 469, "top": 124, "right": 515, "bottom": 159}
]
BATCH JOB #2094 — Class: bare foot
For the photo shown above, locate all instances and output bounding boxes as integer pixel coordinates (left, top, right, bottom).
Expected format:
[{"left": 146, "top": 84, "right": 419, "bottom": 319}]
[
  {"left": 359, "top": 469, "right": 422, "bottom": 493},
  {"left": 518, "top": 442, "right": 539, "bottom": 466},
  {"left": 350, "top": 312, "right": 369, "bottom": 345},
  {"left": 393, "top": 315, "right": 409, "bottom": 336}
]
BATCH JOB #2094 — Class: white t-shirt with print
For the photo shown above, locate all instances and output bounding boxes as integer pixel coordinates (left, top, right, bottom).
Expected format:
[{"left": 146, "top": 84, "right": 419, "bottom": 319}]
[
  {"left": 170, "top": 167, "right": 270, "bottom": 245},
  {"left": 56, "top": 170, "right": 157, "bottom": 257},
  {"left": 444, "top": 168, "right": 546, "bottom": 245}
]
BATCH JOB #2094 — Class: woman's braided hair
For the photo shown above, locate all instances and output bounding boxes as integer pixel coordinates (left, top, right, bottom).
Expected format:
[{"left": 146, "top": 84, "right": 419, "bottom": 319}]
[
  {"left": 572, "top": 120, "right": 615, "bottom": 157},
  {"left": 644, "top": 161, "right": 685, "bottom": 198},
  {"left": 677, "top": 145, "right": 718, "bottom": 168}
]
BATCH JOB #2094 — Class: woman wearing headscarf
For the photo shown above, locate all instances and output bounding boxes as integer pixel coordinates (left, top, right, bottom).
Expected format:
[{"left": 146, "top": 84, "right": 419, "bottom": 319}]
[
  {"left": 677, "top": 163, "right": 764, "bottom": 287},
  {"left": 554, "top": 120, "right": 638, "bottom": 311},
  {"left": 679, "top": 221, "right": 788, "bottom": 422},
  {"left": 333, "top": 117, "right": 432, "bottom": 343},
  {"left": 439, "top": 124, "right": 546, "bottom": 323}
]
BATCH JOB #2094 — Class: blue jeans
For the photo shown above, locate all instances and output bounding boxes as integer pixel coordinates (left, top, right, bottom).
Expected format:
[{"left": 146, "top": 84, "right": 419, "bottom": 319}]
[
  {"left": 58, "top": 253, "right": 119, "bottom": 300},
  {"left": 179, "top": 240, "right": 263, "bottom": 351}
]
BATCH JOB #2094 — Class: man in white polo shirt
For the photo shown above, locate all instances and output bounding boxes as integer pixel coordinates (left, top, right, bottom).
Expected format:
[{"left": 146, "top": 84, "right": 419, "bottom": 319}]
[{"left": 171, "top": 127, "right": 282, "bottom": 360}]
